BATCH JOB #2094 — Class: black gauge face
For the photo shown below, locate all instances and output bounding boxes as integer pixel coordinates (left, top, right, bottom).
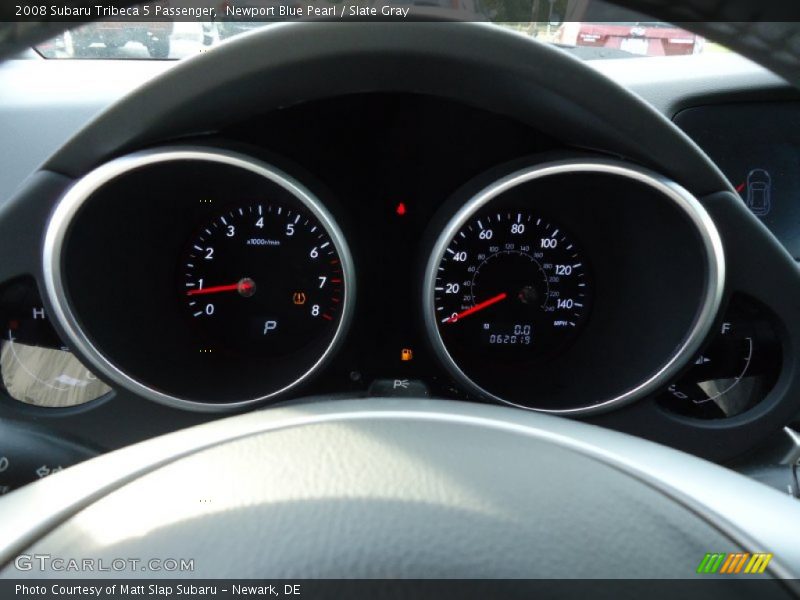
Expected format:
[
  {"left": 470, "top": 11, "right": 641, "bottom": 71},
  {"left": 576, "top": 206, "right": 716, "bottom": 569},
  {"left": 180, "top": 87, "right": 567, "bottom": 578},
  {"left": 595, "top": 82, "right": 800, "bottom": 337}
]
[
  {"left": 51, "top": 151, "right": 354, "bottom": 407},
  {"left": 182, "top": 202, "right": 345, "bottom": 357},
  {"left": 429, "top": 211, "right": 592, "bottom": 402}
]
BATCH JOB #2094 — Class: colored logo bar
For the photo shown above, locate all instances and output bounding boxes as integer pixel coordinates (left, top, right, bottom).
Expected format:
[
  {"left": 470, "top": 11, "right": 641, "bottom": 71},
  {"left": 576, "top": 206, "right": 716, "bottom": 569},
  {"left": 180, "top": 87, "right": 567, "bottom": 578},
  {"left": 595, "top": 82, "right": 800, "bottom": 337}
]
[{"left": 696, "top": 552, "right": 773, "bottom": 574}]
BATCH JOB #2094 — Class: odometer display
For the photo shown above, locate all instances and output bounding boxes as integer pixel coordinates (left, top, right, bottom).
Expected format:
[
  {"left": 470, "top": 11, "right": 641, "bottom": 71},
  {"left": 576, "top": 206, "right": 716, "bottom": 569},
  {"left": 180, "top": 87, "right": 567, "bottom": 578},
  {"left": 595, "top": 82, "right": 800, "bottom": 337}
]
[{"left": 428, "top": 210, "right": 592, "bottom": 404}]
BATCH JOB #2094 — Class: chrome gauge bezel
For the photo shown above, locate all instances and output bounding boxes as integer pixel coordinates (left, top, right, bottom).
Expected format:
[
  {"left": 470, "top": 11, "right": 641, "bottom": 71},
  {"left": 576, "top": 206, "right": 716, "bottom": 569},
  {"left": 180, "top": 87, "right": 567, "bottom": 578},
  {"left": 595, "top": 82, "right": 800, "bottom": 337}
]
[
  {"left": 42, "top": 147, "right": 355, "bottom": 413},
  {"left": 423, "top": 159, "right": 725, "bottom": 416}
]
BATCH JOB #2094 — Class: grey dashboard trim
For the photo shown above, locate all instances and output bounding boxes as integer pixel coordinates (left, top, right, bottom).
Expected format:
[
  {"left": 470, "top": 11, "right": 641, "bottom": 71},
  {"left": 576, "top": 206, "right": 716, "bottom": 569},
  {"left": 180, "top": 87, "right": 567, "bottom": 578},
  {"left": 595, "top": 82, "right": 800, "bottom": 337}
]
[
  {"left": 0, "top": 59, "right": 174, "bottom": 207},
  {"left": 0, "top": 399, "right": 797, "bottom": 579},
  {"left": 589, "top": 52, "right": 793, "bottom": 116},
  {"left": 41, "top": 147, "right": 356, "bottom": 413},
  {"left": 781, "top": 427, "right": 800, "bottom": 465},
  {"left": 423, "top": 159, "right": 725, "bottom": 416}
]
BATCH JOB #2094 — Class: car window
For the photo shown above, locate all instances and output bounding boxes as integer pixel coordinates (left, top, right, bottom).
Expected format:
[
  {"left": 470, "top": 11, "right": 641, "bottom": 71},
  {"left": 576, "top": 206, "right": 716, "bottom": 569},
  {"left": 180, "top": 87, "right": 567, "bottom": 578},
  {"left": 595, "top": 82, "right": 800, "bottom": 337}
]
[{"left": 32, "top": 0, "right": 720, "bottom": 61}]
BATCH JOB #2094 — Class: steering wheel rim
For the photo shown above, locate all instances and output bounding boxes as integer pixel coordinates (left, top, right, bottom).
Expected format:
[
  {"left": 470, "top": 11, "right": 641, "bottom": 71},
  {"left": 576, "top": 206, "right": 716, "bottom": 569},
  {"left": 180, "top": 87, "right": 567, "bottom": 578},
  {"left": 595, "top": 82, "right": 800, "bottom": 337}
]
[{"left": 1, "top": 398, "right": 799, "bottom": 580}]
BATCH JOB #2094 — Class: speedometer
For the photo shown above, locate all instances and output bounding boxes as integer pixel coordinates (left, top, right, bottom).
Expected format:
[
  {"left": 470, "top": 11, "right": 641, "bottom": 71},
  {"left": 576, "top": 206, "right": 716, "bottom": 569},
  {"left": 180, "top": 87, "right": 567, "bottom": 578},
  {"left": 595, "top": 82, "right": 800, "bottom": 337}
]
[
  {"left": 422, "top": 159, "right": 725, "bottom": 415},
  {"left": 431, "top": 212, "right": 591, "bottom": 370}
]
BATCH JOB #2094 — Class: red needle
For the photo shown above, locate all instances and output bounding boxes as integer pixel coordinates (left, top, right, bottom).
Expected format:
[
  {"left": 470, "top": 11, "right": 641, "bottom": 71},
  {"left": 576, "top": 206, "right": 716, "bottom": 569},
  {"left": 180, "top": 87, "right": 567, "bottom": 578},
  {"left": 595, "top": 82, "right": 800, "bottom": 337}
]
[
  {"left": 187, "top": 281, "right": 253, "bottom": 297},
  {"left": 444, "top": 292, "right": 507, "bottom": 323}
]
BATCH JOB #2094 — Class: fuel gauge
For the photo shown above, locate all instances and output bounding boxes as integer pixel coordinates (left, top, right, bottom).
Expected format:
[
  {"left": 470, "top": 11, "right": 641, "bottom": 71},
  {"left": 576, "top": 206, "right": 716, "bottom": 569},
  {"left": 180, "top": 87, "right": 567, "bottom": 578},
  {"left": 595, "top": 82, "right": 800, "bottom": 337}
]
[
  {"left": 0, "top": 278, "right": 111, "bottom": 408},
  {"left": 658, "top": 296, "right": 780, "bottom": 419}
]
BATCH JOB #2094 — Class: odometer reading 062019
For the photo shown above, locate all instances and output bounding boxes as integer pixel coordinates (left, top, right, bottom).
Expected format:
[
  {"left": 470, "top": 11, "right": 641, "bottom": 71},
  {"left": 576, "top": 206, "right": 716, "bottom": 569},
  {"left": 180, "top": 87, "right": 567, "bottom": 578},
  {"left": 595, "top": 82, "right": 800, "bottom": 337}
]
[{"left": 432, "top": 212, "right": 591, "bottom": 363}]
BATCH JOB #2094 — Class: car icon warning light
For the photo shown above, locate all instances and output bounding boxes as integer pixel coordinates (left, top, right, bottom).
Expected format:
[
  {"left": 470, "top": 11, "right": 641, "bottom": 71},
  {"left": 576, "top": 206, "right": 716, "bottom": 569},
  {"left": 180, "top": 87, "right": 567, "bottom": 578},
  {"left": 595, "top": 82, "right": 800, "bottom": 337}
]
[{"left": 745, "top": 168, "right": 772, "bottom": 216}]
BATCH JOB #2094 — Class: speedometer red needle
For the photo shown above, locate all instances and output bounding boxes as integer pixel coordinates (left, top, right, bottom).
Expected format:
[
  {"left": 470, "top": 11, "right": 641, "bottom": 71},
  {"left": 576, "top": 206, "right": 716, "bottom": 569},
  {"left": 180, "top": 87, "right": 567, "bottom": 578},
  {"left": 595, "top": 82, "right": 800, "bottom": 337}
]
[
  {"left": 187, "top": 281, "right": 252, "bottom": 296},
  {"left": 444, "top": 292, "right": 507, "bottom": 323}
]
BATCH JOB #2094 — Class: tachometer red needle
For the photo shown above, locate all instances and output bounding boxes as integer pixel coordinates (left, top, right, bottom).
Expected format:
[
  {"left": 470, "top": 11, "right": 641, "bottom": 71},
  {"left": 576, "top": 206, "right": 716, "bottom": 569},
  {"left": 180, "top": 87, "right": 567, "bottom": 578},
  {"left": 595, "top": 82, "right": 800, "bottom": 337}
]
[
  {"left": 444, "top": 292, "right": 507, "bottom": 323},
  {"left": 187, "top": 281, "right": 252, "bottom": 296}
]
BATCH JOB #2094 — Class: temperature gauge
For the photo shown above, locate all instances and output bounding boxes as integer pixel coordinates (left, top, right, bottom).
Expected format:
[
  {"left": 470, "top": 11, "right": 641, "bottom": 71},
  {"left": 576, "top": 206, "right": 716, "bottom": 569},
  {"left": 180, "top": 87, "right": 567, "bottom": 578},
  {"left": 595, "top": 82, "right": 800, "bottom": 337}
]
[{"left": 0, "top": 278, "right": 110, "bottom": 408}]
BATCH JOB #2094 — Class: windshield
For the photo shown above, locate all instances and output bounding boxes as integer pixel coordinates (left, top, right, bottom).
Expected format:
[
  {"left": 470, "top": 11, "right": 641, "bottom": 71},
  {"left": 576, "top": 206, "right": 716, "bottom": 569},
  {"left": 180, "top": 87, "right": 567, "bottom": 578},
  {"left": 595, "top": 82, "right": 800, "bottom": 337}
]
[{"left": 32, "top": 0, "right": 718, "bottom": 61}]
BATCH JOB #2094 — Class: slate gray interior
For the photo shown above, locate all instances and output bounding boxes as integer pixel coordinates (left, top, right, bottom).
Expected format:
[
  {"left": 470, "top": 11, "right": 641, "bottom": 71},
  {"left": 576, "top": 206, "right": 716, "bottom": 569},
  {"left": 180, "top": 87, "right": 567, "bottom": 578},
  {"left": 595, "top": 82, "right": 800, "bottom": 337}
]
[{"left": 1, "top": 3, "right": 800, "bottom": 583}]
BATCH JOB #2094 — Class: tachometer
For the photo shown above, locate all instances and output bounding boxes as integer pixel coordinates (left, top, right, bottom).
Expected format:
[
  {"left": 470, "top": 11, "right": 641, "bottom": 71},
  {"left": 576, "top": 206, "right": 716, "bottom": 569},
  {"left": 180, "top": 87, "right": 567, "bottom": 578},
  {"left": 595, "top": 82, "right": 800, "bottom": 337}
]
[
  {"left": 43, "top": 147, "right": 355, "bottom": 409},
  {"left": 430, "top": 212, "right": 592, "bottom": 385},
  {"left": 182, "top": 203, "right": 344, "bottom": 356}
]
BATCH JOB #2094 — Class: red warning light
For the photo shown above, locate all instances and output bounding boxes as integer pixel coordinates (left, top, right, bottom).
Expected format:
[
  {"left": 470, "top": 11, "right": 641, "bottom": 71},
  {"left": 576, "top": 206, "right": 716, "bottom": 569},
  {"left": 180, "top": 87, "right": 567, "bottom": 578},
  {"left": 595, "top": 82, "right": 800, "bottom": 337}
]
[{"left": 395, "top": 202, "right": 407, "bottom": 216}]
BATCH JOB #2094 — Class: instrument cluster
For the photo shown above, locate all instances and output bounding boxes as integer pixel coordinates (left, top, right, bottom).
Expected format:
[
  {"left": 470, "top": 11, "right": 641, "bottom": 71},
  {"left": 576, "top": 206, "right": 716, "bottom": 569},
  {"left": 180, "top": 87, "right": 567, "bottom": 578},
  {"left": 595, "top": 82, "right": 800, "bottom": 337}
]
[
  {"left": 0, "top": 94, "right": 778, "bottom": 428},
  {"left": 8, "top": 140, "right": 775, "bottom": 422}
]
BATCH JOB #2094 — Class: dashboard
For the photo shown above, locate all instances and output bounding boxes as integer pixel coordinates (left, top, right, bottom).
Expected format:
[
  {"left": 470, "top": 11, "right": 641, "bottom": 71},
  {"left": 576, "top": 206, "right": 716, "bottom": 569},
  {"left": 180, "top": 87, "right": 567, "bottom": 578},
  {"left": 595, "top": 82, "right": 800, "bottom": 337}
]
[
  {"left": 0, "top": 31, "right": 798, "bottom": 497},
  {"left": 675, "top": 102, "right": 800, "bottom": 261},
  {"left": 38, "top": 132, "right": 719, "bottom": 415}
]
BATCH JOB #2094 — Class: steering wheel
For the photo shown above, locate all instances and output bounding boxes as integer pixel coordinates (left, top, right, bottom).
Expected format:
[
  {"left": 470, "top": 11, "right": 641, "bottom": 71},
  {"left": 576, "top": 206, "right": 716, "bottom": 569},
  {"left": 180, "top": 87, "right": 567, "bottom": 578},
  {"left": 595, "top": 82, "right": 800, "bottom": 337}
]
[{"left": 1, "top": 4, "right": 800, "bottom": 584}]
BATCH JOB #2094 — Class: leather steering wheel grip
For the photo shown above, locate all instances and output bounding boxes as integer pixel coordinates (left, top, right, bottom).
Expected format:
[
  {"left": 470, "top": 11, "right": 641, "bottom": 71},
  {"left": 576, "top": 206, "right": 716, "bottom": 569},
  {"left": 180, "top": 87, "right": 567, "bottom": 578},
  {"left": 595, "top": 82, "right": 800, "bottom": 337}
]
[{"left": 0, "top": 400, "right": 799, "bottom": 580}]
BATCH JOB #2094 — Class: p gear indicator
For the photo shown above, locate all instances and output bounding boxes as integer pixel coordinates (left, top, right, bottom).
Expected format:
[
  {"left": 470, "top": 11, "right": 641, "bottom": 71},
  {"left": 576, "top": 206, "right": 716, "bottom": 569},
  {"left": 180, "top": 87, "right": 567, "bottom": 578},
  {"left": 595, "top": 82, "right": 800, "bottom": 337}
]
[{"left": 181, "top": 202, "right": 345, "bottom": 357}]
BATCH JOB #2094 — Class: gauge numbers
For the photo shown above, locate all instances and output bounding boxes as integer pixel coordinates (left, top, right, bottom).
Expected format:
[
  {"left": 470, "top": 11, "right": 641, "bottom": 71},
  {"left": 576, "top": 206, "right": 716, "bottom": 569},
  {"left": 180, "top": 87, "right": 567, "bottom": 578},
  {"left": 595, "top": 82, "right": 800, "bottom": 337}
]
[
  {"left": 182, "top": 202, "right": 345, "bottom": 357},
  {"left": 430, "top": 211, "right": 592, "bottom": 392}
]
